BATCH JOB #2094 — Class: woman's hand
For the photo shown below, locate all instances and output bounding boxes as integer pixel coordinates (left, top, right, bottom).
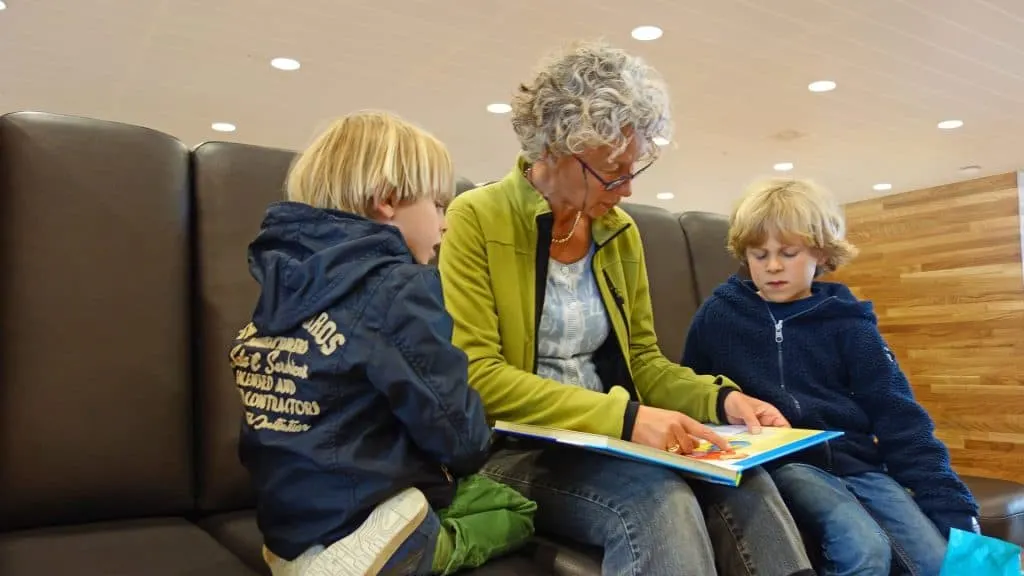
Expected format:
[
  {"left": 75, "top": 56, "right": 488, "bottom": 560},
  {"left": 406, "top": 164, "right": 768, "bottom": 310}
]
[{"left": 631, "top": 405, "right": 731, "bottom": 454}]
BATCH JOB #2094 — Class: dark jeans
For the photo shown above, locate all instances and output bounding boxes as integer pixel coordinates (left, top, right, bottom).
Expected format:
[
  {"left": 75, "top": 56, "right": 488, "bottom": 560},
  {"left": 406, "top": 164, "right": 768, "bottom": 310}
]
[{"left": 483, "top": 442, "right": 813, "bottom": 576}]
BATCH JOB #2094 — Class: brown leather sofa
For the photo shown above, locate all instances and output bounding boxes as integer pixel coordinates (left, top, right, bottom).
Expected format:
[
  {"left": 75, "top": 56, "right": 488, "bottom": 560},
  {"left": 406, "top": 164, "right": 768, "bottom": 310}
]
[{"left": 1, "top": 111, "right": 1021, "bottom": 575}]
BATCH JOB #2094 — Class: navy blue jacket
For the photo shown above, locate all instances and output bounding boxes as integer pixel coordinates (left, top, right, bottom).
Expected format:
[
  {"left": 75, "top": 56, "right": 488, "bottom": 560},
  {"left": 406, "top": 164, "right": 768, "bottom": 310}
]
[
  {"left": 683, "top": 275, "right": 978, "bottom": 538},
  {"left": 232, "top": 202, "right": 492, "bottom": 560}
]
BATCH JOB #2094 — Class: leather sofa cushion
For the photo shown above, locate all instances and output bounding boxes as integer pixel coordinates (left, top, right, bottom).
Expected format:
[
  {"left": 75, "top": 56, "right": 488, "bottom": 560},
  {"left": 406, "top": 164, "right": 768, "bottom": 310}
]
[
  {"left": 198, "top": 511, "right": 269, "bottom": 576},
  {"left": 526, "top": 536, "right": 603, "bottom": 575},
  {"left": 963, "top": 475, "right": 1024, "bottom": 546},
  {"left": 618, "top": 203, "right": 700, "bottom": 360},
  {"left": 191, "top": 141, "right": 298, "bottom": 513},
  {"left": 678, "top": 210, "right": 738, "bottom": 301},
  {"left": 0, "top": 518, "right": 258, "bottom": 575},
  {"left": 0, "top": 112, "right": 194, "bottom": 530}
]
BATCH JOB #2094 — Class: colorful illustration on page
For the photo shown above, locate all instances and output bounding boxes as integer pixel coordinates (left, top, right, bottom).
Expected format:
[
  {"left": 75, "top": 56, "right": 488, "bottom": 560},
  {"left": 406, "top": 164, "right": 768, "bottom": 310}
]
[{"left": 689, "top": 439, "right": 752, "bottom": 461}]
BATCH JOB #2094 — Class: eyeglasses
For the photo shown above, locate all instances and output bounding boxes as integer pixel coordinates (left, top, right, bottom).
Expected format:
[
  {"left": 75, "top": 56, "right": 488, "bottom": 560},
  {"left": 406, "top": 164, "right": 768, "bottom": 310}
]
[{"left": 574, "top": 155, "right": 655, "bottom": 191}]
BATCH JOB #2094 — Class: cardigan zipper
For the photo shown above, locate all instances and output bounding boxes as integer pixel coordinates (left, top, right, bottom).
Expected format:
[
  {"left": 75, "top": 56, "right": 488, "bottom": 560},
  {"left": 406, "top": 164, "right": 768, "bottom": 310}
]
[
  {"left": 593, "top": 224, "right": 632, "bottom": 340},
  {"left": 531, "top": 216, "right": 631, "bottom": 371}
]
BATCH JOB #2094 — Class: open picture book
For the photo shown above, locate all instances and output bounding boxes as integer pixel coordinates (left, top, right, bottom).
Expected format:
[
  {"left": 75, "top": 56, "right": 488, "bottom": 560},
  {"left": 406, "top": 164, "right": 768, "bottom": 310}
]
[{"left": 493, "top": 420, "right": 843, "bottom": 487}]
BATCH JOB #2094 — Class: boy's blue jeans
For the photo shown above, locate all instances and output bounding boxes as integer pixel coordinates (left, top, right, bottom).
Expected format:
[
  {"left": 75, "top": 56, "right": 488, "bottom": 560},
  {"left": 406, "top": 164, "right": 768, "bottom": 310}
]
[{"left": 772, "top": 463, "right": 947, "bottom": 576}]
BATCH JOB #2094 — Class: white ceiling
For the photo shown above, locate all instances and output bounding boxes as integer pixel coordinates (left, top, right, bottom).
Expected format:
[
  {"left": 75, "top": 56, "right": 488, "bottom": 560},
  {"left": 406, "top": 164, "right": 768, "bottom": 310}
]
[{"left": 2, "top": 0, "right": 1023, "bottom": 214}]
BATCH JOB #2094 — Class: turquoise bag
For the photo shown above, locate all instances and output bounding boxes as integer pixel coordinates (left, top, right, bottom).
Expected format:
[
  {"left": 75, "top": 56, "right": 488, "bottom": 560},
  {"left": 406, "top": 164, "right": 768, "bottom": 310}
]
[{"left": 939, "top": 528, "right": 1021, "bottom": 576}]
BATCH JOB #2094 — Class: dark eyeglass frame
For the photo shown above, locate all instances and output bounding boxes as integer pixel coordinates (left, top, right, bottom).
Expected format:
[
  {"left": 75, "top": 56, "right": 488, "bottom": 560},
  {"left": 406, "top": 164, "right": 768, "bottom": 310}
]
[{"left": 574, "top": 155, "right": 655, "bottom": 191}]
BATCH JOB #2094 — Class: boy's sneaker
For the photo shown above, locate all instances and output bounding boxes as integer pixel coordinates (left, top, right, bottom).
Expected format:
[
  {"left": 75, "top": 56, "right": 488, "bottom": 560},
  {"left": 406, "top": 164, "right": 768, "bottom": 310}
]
[{"left": 305, "top": 487, "right": 429, "bottom": 576}]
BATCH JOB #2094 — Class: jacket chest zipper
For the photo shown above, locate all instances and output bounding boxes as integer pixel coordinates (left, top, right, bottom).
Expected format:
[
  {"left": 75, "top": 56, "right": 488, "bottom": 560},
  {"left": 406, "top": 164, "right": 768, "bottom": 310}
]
[
  {"left": 767, "top": 312, "right": 802, "bottom": 418},
  {"left": 760, "top": 296, "right": 838, "bottom": 419},
  {"left": 770, "top": 310, "right": 841, "bottom": 471}
]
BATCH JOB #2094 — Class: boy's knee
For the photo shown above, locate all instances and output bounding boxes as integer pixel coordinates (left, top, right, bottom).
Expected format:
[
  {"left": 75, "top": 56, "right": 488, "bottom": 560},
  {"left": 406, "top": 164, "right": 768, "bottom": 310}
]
[
  {"left": 861, "top": 533, "right": 893, "bottom": 573},
  {"left": 833, "top": 530, "right": 891, "bottom": 574}
]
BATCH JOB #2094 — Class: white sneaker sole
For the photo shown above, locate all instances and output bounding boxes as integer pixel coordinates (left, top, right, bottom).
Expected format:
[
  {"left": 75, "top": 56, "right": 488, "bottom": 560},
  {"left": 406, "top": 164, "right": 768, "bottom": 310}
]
[{"left": 305, "top": 487, "right": 429, "bottom": 576}]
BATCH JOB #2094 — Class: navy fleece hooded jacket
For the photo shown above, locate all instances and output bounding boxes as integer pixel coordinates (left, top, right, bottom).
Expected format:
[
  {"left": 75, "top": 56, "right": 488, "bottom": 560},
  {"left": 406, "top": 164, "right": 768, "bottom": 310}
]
[
  {"left": 683, "top": 275, "right": 978, "bottom": 538},
  {"left": 233, "top": 202, "right": 492, "bottom": 560}
]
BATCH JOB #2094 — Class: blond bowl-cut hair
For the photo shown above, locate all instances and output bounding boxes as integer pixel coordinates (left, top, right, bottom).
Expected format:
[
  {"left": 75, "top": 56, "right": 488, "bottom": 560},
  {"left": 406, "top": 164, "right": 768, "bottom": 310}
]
[
  {"left": 728, "top": 178, "right": 858, "bottom": 274},
  {"left": 286, "top": 110, "right": 454, "bottom": 217}
]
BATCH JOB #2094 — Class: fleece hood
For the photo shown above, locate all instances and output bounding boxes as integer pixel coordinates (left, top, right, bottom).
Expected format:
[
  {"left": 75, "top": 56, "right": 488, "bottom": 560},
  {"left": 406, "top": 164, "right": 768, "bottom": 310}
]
[
  {"left": 246, "top": 201, "right": 413, "bottom": 333},
  {"left": 713, "top": 274, "right": 877, "bottom": 323}
]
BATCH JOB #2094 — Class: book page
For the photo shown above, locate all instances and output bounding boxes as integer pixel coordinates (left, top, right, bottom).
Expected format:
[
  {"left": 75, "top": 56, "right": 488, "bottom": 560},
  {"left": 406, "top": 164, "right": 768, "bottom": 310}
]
[{"left": 686, "top": 425, "right": 825, "bottom": 465}]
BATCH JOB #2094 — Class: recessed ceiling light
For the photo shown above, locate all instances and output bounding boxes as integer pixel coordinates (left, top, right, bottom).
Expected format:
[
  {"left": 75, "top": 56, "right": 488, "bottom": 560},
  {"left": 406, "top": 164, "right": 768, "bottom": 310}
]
[
  {"left": 0, "top": 1, "right": 7, "bottom": 10},
  {"left": 211, "top": 122, "right": 236, "bottom": 133},
  {"left": 271, "top": 57, "right": 301, "bottom": 71},
  {"left": 656, "top": 192, "right": 675, "bottom": 200},
  {"left": 652, "top": 136, "right": 670, "bottom": 147},
  {"left": 773, "top": 162, "right": 794, "bottom": 172},
  {"left": 486, "top": 103, "right": 511, "bottom": 114},
  {"left": 631, "top": 26, "right": 663, "bottom": 41},
  {"left": 937, "top": 119, "right": 963, "bottom": 130},
  {"left": 808, "top": 80, "right": 837, "bottom": 93},
  {"left": 872, "top": 183, "right": 892, "bottom": 191}
]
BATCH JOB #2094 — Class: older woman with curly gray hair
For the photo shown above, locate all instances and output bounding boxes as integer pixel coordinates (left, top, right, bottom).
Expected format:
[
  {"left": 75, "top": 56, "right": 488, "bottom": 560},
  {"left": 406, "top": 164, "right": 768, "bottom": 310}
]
[{"left": 438, "top": 41, "right": 814, "bottom": 576}]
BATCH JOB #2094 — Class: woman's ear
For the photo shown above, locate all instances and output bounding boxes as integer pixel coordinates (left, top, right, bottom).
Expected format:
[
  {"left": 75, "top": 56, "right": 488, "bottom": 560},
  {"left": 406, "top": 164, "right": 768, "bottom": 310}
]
[{"left": 540, "top": 149, "right": 564, "bottom": 170}]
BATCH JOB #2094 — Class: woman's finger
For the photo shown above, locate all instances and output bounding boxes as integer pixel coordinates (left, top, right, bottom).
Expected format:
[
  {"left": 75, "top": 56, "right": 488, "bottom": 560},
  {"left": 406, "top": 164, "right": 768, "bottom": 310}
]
[
  {"left": 668, "top": 421, "right": 696, "bottom": 454},
  {"left": 770, "top": 412, "right": 791, "bottom": 428},
  {"left": 687, "top": 423, "right": 731, "bottom": 452}
]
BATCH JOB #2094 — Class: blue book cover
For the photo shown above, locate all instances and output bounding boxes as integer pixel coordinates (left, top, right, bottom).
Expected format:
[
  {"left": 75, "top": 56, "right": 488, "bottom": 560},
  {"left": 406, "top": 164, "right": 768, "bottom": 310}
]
[{"left": 493, "top": 421, "right": 844, "bottom": 486}]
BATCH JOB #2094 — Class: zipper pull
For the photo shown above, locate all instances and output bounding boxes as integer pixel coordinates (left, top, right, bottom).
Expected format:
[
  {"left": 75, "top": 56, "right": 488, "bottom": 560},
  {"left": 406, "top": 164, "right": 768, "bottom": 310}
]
[
  {"left": 603, "top": 271, "right": 625, "bottom": 306},
  {"left": 441, "top": 465, "right": 453, "bottom": 484},
  {"left": 774, "top": 320, "right": 784, "bottom": 343}
]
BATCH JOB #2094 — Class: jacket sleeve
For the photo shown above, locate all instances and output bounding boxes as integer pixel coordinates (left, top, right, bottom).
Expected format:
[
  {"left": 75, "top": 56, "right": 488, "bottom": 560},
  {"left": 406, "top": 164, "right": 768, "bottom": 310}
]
[
  {"left": 680, "top": 303, "right": 739, "bottom": 422},
  {"left": 366, "top": 267, "right": 492, "bottom": 478},
  {"left": 438, "top": 204, "right": 632, "bottom": 438},
  {"left": 620, "top": 226, "right": 739, "bottom": 423},
  {"left": 844, "top": 320, "right": 979, "bottom": 536}
]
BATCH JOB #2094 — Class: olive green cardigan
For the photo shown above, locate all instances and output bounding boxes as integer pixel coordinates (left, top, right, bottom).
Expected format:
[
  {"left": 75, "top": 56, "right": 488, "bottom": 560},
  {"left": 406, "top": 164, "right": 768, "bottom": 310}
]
[{"left": 437, "top": 158, "right": 737, "bottom": 439}]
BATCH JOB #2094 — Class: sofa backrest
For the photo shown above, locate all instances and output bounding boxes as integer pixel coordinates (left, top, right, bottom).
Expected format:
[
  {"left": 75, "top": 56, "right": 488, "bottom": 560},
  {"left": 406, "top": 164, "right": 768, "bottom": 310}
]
[
  {"left": 192, "top": 142, "right": 299, "bottom": 513},
  {"left": 618, "top": 203, "right": 702, "bottom": 360},
  {"left": 677, "top": 211, "right": 737, "bottom": 301},
  {"left": 0, "top": 111, "right": 195, "bottom": 530}
]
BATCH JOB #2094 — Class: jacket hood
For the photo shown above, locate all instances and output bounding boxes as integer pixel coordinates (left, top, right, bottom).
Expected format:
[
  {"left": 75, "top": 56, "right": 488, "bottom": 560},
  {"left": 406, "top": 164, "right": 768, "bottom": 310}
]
[
  {"left": 714, "top": 274, "right": 877, "bottom": 322},
  {"left": 247, "top": 201, "right": 413, "bottom": 333}
]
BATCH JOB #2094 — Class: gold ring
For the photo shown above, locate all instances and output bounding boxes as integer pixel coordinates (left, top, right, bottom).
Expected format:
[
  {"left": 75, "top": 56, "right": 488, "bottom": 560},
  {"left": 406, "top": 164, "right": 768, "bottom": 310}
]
[{"left": 667, "top": 443, "right": 681, "bottom": 454}]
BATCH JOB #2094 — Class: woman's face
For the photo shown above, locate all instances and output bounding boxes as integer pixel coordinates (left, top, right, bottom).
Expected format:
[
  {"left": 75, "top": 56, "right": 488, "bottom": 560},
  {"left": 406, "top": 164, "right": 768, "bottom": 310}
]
[{"left": 549, "top": 136, "right": 654, "bottom": 219}]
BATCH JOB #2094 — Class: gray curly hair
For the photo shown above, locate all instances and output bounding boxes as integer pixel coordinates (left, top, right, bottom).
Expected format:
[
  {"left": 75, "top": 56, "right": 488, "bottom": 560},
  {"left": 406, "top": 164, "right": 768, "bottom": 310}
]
[{"left": 510, "top": 40, "right": 672, "bottom": 163}]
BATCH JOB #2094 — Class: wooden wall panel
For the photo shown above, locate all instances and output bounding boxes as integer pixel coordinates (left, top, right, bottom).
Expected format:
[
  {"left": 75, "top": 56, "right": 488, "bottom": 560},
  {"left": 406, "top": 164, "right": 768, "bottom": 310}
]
[{"left": 828, "top": 172, "right": 1024, "bottom": 482}]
